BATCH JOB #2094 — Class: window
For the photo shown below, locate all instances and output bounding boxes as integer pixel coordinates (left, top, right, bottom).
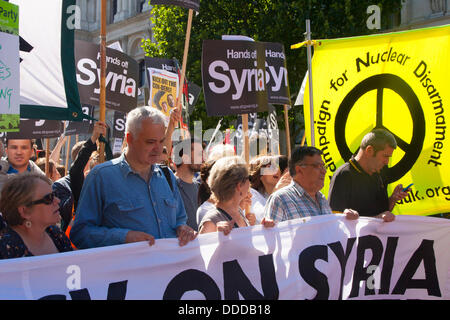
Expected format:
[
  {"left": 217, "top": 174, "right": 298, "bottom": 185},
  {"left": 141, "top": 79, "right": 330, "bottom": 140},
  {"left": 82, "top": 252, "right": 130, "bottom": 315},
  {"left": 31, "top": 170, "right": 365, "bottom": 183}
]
[{"left": 139, "top": 59, "right": 146, "bottom": 87}]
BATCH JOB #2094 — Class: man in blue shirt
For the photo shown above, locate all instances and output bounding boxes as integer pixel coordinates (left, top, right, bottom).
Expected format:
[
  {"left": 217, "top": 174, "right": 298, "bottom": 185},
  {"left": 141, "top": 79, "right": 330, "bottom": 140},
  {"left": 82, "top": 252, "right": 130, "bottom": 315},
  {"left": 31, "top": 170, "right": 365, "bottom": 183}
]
[{"left": 70, "top": 107, "right": 197, "bottom": 249}]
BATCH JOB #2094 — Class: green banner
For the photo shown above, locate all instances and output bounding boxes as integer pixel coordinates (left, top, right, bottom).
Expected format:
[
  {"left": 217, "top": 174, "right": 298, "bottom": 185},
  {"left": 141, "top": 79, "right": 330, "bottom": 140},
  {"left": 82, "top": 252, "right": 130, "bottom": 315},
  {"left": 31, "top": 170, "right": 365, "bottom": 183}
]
[{"left": 0, "top": 1, "right": 19, "bottom": 35}]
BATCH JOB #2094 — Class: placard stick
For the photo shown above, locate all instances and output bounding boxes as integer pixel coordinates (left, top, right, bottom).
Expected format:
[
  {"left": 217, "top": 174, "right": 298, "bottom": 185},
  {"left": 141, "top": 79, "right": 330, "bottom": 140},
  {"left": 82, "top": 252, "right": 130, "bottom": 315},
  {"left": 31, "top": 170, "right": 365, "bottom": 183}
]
[
  {"left": 45, "top": 138, "right": 50, "bottom": 177},
  {"left": 98, "top": 0, "right": 107, "bottom": 163},
  {"left": 242, "top": 114, "right": 249, "bottom": 164},
  {"left": 305, "top": 19, "right": 315, "bottom": 147},
  {"left": 283, "top": 104, "right": 291, "bottom": 159},
  {"left": 176, "top": 9, "right": 194, "bottom": 136},
  {"left": 65, "top": 135, "right": 71, "bottom": 174},
  {"left": 301, "top": 132, "right": 307, "bottom": 146}
]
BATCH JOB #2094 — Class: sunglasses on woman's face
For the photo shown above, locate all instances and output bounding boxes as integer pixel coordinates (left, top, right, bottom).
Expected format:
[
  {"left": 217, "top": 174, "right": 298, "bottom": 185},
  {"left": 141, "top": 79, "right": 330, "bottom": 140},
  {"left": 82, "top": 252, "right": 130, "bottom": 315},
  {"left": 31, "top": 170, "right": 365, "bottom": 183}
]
[{"left": 27, "top": 191, "right": 57, "bottom": 206}]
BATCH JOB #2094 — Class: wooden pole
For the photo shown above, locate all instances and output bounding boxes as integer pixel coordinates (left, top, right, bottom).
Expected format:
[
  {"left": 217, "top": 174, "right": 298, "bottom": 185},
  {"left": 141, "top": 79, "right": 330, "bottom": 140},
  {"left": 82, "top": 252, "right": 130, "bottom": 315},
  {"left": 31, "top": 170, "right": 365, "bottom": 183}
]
[
  {"left": 45, "top": 138, "right": 50, "bottom": 177},
  {"left": 98, "top": 0, "right": 107, "bottom": 163},
  {"left": 176, "top": 9, "right": 194, "bottom": 135},
  {"left": 65, "top": 135, "right": 71, "bottom": 174},
  {"left": 283, "top": 105, "right": 291, "bottom": 159},
  {"left": 301, "top": 132, "right": 307, "bottom": 146},
  {"left": 242, "top": 114, "right": 249, "bottom": 164}
]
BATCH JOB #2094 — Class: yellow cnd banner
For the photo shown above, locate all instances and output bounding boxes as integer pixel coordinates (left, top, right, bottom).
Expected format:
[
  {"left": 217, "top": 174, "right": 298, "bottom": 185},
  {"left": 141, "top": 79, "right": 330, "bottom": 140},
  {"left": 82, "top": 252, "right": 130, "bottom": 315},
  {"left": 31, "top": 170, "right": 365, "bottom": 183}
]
[{"left": 303, "top": 24, "right": 450, "bottom": 216}]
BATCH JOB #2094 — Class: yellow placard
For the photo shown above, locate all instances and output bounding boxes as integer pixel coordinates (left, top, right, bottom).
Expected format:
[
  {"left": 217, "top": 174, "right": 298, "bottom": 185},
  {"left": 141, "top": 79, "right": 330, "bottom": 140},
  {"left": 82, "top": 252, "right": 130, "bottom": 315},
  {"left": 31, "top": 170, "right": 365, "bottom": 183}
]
[
  {"left": 149, "top": 68, "right": 179, "bottom": 124},
  {"left": 304, "top": 25, "right": 450, "bottom": 216}
]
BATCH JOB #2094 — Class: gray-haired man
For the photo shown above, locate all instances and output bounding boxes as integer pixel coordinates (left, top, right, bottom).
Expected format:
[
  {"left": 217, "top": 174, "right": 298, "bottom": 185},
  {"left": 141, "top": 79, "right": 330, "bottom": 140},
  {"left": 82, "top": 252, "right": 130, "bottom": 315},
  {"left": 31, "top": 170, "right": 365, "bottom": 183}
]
[{"left": 70, "top": 106, "right": 196, "bottom": 249}]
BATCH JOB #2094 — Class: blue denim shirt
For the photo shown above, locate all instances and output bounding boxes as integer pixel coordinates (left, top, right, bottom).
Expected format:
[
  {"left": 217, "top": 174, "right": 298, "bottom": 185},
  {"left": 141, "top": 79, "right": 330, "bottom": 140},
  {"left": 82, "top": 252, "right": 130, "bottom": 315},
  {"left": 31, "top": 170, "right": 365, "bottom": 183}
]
[{"left": 70, "top": 154, "right": 187, "bottom": 249}]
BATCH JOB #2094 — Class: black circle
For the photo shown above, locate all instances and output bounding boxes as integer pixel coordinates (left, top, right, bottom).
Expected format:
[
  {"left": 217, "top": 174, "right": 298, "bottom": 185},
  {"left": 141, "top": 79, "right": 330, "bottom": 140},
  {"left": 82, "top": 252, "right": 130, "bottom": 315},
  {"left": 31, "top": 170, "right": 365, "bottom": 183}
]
[{"left": 335, "top": 74, "right": 425, "bottom": 183}]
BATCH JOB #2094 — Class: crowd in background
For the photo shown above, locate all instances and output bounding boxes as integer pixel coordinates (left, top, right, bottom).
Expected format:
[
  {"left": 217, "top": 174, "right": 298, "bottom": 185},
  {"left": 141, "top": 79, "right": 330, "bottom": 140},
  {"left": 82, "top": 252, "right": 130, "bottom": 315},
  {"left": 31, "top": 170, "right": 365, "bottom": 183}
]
[{"left": 0, "top": 106, "right": 447, "bottom": 260}]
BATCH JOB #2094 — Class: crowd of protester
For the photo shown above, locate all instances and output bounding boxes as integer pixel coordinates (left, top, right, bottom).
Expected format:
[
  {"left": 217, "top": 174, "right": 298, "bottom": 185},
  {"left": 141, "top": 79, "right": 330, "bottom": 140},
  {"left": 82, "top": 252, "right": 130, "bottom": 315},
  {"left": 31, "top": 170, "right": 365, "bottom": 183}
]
[{"left": 0, "top": 105, "right": 447, "bottom": 260}]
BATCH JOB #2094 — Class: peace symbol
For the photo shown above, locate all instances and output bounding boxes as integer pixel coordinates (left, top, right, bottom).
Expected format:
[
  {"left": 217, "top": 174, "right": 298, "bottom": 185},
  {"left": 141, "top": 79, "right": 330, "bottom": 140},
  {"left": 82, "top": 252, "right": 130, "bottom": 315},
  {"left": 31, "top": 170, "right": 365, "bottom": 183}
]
[{"left": 334, "top": 74, "right": 425, "bottom": 183}]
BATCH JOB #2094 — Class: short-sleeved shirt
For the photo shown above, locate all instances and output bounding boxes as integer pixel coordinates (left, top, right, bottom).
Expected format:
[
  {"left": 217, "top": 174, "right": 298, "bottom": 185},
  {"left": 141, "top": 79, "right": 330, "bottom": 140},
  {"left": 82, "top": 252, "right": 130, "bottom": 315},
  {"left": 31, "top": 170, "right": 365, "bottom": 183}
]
[
  {"left": 0, "top": 225, "right": 73, "bottom": 259},
  {"left": 264, "top": 181, "right": 332, "bottom": 222},
  {"left": 328, "top": 155, "right": 389, "bottom": 217}
]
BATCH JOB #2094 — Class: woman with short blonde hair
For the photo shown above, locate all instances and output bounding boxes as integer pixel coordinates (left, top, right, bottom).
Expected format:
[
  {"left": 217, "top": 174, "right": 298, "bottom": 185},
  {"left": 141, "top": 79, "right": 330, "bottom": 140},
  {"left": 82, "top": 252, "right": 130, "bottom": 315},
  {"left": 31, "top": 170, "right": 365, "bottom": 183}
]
[{"left": 199, "top": 156, "right": 253, "bottom": 235}]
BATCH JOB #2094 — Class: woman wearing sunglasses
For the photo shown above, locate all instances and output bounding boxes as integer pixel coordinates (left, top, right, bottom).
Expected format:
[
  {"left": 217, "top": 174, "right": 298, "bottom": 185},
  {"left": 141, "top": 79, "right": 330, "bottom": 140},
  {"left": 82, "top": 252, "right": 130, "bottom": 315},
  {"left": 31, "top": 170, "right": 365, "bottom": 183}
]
[{"left": 0, "top": 173, "right": 73, "bottom": 259}]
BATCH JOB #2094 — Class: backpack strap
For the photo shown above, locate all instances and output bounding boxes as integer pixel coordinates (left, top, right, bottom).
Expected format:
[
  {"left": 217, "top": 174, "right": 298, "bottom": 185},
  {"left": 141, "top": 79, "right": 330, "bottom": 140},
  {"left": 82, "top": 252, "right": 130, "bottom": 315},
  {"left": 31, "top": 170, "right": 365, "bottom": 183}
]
[{"left": 159, "top": 165, "right": 174, "bottom": 192}]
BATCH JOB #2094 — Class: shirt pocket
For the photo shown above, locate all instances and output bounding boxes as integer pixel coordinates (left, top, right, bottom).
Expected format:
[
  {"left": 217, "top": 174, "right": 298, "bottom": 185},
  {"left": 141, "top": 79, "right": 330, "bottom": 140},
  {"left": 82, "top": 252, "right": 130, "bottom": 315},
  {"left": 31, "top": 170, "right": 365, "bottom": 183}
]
[
  {"left": 115, "top": 198, "right": 145, "bottom": 213},
  {"left": 162, "top": 198, "right": 178, "bottom": 227}
]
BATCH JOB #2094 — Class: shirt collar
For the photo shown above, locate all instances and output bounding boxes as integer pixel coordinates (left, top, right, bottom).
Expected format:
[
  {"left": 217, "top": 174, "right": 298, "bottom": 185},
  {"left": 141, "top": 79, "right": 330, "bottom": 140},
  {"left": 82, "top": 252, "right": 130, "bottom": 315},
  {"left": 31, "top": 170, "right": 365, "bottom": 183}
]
[
  {"left": 292, "top": 180, "right": 326, "bottom": 203},
  {"left": 349, "top": 155, "right": 363, "bottom": 174},
  {"left": 6, "top": 162, "right": 31, "bottom": 174},
  {"left": 119, "top": 153, "right": 157, "bottom": 178}
]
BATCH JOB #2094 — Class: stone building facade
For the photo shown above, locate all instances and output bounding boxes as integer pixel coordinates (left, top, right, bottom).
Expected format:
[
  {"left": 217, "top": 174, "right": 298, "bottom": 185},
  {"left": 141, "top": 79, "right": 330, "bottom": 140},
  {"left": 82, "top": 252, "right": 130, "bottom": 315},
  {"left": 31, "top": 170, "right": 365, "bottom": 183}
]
[{"left": 398, "top": 0, "right": 449, "bottom": 29}]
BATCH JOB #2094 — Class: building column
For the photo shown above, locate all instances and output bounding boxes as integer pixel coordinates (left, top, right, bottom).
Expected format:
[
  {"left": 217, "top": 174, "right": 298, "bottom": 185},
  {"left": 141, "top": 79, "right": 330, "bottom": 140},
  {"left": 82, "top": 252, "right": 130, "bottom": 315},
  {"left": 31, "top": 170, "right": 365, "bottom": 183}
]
[
  {"left": 114, "top": 0, "right": 129, "bottom": 23},
  {"left": 430, "top": 0, "right": 447, "bottom": 17},
  {"left": 94, "top": 0, "right": 101, "bottom": 29},
  {"left": 79, "top": 0, "right": 88, "bottom": 29},
  {"left": 142, "top": 1, "right": 152, "bottom": 12}
]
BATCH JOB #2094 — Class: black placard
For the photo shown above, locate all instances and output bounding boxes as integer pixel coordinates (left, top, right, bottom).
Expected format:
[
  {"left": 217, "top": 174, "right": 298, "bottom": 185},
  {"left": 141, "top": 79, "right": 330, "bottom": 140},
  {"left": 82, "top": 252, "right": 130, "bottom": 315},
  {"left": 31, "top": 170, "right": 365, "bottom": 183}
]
[
  {"left": 202, "top": 40, "right": 269, "bottom": 116},
  {"left": 75, "top": 40, "right": 139, "bottom": 113}
]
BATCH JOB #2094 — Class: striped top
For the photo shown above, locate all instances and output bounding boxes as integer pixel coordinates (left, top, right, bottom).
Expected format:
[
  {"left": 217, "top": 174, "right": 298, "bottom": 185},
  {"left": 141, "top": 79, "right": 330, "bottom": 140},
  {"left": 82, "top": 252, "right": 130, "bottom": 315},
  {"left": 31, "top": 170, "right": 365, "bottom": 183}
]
[{"left": 264, "top": 181, "right": 332, "bottom": 222}]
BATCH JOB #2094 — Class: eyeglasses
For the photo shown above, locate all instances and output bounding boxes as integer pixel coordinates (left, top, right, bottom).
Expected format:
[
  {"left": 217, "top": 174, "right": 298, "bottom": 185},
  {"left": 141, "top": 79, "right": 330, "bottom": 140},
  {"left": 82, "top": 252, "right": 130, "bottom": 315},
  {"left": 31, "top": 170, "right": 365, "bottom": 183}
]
[
  {"left": 299, "top": 163, "right": 328, "bottom": 171},
  {"left": 27, "top": 191, "right": 57, "bottom": 206}
]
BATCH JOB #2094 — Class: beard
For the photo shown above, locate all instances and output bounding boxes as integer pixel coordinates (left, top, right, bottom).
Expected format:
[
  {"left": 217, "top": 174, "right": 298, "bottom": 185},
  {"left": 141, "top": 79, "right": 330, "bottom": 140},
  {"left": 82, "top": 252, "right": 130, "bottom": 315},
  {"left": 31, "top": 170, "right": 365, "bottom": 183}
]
[{"left": 189, "top": 163, "right": 202, "bottom": 173}]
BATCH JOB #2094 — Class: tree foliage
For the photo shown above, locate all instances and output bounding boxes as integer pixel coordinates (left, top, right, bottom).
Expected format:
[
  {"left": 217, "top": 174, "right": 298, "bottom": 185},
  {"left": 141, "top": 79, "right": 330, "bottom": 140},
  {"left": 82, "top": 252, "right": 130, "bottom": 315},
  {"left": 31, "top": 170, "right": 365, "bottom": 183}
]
[{"left": 142, "top": 0, "right": 402, "bottom": 143}]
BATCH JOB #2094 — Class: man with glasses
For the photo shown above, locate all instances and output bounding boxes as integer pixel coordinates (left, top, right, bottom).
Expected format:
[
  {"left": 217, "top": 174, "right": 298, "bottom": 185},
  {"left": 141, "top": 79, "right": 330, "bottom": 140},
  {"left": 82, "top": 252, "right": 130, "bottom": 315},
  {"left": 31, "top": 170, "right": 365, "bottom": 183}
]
[
  {"left": 328, "top": 129, "right": 409, "bottom": 222},
  {"left": 262, "top": 146, "right": 358, "bottom": 223}
]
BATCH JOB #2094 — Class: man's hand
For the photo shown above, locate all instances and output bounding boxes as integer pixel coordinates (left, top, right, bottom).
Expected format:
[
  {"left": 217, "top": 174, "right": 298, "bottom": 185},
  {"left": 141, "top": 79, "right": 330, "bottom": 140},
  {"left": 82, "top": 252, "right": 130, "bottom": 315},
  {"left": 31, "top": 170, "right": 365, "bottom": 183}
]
[
  {"left": 375, "top": 211, "right": 396, "bottom": 222},
  {"left": 125, "top": 230, "right": 155, "bottom": 246},
  {"left": 343, "top": 208, "right": 359, "bottom": 220},
  {"left": 176, "top": 224, "right": 197, "bottom": 246},
  {"left": 91, "top": 121, "right": 108, "bottom": 144},
  {"left": 261, "top": 217, "right": 276, "bottom": 228},
  {"left": 389, "top": 184, "right": 410, "bottom": 210},
  {"left": 169, "top": 107, "right": 181, "bottom": 125}
]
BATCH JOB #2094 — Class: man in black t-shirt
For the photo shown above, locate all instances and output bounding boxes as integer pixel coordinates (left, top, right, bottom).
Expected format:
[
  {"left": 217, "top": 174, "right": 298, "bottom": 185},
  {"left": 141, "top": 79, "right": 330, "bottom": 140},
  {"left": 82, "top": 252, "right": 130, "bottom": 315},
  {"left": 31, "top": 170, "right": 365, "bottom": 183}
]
[
  {"left": 328, "top": 129, "right": 410, "bottom": 222},
  {"left": 174, "top": 137, "right": 204, "bottom": 231}
]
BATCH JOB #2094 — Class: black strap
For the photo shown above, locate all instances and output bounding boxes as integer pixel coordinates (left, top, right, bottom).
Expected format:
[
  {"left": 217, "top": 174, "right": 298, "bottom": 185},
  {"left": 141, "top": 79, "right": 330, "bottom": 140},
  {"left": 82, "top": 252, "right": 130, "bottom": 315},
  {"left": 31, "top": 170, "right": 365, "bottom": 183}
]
[
  {"left": 216, "top": 207, "right": 239, "bottom": 228},
  {"left": 160, "top": 165, "right": 174, "bottom": 192},
  {"left": 98, "top": 135, "right": 113, "bottom": 160}
]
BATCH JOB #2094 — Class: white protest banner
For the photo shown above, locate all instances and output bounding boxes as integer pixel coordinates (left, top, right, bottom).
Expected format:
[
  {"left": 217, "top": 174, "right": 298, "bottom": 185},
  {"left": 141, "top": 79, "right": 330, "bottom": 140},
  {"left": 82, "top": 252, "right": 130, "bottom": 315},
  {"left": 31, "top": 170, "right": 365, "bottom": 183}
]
[{"left": 0, "top": 215, "right": 449, "bottom": 300}]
